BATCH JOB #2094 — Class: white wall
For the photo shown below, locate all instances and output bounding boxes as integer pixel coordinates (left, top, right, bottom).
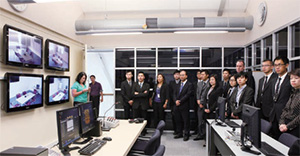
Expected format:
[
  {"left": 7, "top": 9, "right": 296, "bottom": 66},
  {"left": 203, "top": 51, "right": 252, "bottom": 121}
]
[{"left": 0, "top": 8, "right": 85, "bottom": 151}]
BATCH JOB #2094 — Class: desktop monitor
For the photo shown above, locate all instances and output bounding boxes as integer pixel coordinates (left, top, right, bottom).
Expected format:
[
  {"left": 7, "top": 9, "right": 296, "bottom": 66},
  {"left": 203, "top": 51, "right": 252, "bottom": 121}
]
[
  {"left": 56, "top": 107, "right": 81, "bottom": 153},
  {"left": 216, "top": 97, "right": 226, "bottom": 123},
  {"left": 3, "top": 24, "right": 43, "bottom": 68},
  {"left": 241, "top": 104, "right": 261, "bottom": 148},
  {"left": 5, "top": 73, "right": 43, "bottom": 112},
  {"left": 46, "top": 75, "right": 70, "bottom": 105},
  {"left": 45, "top": 39, "right": 70, "bottom": 71},
  {"left": 78, "top": 102, "right": 96, "bottom": 138}
]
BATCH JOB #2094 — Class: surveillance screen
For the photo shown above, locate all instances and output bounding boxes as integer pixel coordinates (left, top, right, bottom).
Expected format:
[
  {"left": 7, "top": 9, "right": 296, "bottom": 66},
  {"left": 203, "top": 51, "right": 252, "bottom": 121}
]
[
  {"left": 48, "top": 41, "right": 69, "bottom": 70},
  {"left": 7, "top": 28, "right": 42, "bottom": 65},
  {"left": 9, "top": 75, "right": 43, "bottom": 109},
  {"left": 49, "top": 77, "right": 69, "bottom": 103}
]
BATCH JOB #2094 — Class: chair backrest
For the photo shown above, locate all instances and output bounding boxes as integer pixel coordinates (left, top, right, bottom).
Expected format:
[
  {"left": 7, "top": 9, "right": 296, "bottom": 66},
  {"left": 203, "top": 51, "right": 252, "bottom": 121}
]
[
  {"left": 279, "top": 133, "right": 299, "bottom": 147},
  {"left": 260, "top": 119, "right": 272, "bottom": 134},
  {"left": 144, "top": 129, "right": 161, "bottom": 155},
  {"left": 156, "top": 120, "right": 165, "bottom": 135},
  {"left": 153, "top": 145, "right": 166, "bottom": 156}
]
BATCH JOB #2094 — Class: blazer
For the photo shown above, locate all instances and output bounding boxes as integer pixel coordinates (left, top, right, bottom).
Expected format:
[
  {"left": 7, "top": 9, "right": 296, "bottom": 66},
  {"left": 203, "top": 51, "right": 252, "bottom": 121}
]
[
  {"left": 229, "top": 85, "right": 254, "bottom": 117},
  {"left": 202, "top": 86, "right": 223, "bottom": 112},
  {"left": 169, "top": 80, "right": 180, "bottom": 107},
  {"left": 255, "top": 72, "right": 277, "bottom": 117},
  {"left": 121, "top": 80, "right": 136, "bottom": 104},
  {"left": 219, "top": 80, "right": 230, "bottom": 98},
  {"left": 246, "top": 71, "right": 256, "bottom": 92},
  {"left": 151, "top": 83, "right": 169, "bottom": 105},
  {"left": 133, "top": 82, "right": 150, "bottom": 110},
  {"left": 174, "top": 80, "right": 193, "bottom": 110},
  {"left": 270, "top": 74, "right": 292, "bottom": 122},
  {"left": 197, "top": 80, "right": 210, "bottom": 104}
]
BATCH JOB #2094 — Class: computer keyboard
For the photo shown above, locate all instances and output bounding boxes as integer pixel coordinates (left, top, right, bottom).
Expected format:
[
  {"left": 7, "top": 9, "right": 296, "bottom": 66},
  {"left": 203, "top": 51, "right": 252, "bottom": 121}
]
[
  {"left": 259, "top": 141, "right": 284, "bottom": 156},
  {"left": 225, "top": 120, "right": 241, "bottom": 128},
  {"left": 78, "top": 139, "right": 107, "bottom": 155}
]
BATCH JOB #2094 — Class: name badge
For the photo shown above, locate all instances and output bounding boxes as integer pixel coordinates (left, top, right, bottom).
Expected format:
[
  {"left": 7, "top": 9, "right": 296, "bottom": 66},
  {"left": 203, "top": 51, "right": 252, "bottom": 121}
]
[{"left": 157, "top": 94, "right": 160, "bottom": 98}]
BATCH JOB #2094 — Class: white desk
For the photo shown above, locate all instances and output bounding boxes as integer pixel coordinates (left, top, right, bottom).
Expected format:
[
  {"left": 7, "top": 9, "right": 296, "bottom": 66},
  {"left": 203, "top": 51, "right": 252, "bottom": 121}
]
[
  {"left": 52, "top": 92, "right": 65, "bottom": 101},
  {"left": 207, "top": 119, "right": 289, "bottom": 156},
  {"left": 52, "top": 55, "right": 63, "bottom": 66},
  {"left": 16, "top": 92, "right": 35, "bottom": 105},
  {"left": 15, "top": 49, "right": 33, "bottom": 61},
  {"left": 52, "top": 120, "right": 146, "bottom": 156}
]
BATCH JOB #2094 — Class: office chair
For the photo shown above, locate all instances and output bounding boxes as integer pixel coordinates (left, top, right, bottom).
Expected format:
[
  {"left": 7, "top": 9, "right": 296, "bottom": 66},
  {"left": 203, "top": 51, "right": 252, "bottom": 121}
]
[
  {"left": 278, "top": 133, "right": 299, "bottom": 147},
  {"left": 139, "top": 120, "right": 165, "bottom": 139},
  {"left": 261, "top": 119, "right": 272, "bottom": 134},
  {"left": 153, "top": 145, "right": 165, "bottom": 156},
  {"left": 129, "top": 129, "right": 161, "bottom": 155}
]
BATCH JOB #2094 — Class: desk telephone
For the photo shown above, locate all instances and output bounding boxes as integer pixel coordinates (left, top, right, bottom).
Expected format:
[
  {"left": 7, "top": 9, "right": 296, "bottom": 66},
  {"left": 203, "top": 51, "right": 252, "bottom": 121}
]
[{"left": 102, "top": 116, "right": 119, "bottom": 128}]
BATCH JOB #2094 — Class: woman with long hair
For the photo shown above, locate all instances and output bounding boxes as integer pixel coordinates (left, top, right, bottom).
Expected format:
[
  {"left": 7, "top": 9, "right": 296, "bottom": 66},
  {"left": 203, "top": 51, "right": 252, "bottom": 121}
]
[{"left": 71, "top": 72, "right": 89, "bottom": 106}]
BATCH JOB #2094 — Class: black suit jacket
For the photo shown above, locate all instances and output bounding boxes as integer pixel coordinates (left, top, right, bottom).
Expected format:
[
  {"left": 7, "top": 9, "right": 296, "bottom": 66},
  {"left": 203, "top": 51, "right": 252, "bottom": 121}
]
[
  {"left": 246, "top": 71, "right": 256, "bottom": 92},
  {"left": 152, "top": 83, "right": 169, "bottom": 104},
  {"left": 202, "top": 86, "right": 223, "bottom": 112},
  {"left": 174, "top": 80, "right": 193, "bottom": 110},
  {"left": 169, "top": 80, "right": 180, "bottom": 107},
  {"left": 229, "top": 86, "right": 254, "bottom": 117},
  {"left": 255, "top": 72, "right": 278, "bottom": 117},
  {"left": 121, "top": 80, "right": 136, "bottom": 105},
  {"left": 270, "top": 74, "right": 292, "bottom": 122},
  {"left": 219, "top": 80, "right": 230, "bottom": 98},
  {"left": 133, "top": 82, "right": 150, "bottom": 110}
]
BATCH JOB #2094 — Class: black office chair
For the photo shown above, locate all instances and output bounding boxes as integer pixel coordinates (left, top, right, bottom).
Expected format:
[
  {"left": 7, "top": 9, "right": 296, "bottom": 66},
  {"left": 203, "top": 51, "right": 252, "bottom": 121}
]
[
  {"left": 153, "top": 145, "right": 165, "bottom": 156},
  {"left": 261, "top": 119, "right": 272, "bottom": 134},
  {"left": 129, "top": 129, "right": 161, "bottom": 155},
  {"left": 139, "top": 120, "right": 165, "bottom": 139},
  {"left": 278, "top": 133, "right": 299, "bottom": 147}
]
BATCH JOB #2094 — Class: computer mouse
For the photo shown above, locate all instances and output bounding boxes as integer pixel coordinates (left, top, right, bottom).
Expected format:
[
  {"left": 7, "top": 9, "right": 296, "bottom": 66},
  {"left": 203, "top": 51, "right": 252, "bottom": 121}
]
[{"left": 103, "top": 137, "right": 112, "bottom": 141}]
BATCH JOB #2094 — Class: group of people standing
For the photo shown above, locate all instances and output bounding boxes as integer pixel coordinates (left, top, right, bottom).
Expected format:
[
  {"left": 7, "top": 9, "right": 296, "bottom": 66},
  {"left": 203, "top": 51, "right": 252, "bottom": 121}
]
[{"left": 121, "top": 55, "right": 299, "bottom": 142}]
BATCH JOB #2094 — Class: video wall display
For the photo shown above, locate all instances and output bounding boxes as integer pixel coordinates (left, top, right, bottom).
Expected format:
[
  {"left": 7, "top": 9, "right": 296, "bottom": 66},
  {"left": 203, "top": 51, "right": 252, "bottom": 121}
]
[
  {"left": 46, "top": 76, "right": 70, "bottom": 105},
  {"left": 3, "top": 24, "right": 43, "bottom": 68},
  {"left": 45, "top": 39, "right": 70, "bottom": 71},
  {"left": 6, "top": 73, "right": 44, "bottom": 112}
]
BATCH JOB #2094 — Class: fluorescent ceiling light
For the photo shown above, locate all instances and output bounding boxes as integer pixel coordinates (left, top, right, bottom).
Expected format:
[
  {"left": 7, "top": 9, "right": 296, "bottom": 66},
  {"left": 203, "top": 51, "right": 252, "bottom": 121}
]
[
  {"left": 91, "top": 32, "right": 143, "bottom": 36},
  {"left": 34, "top": 0, "right": 78, "bottom": 2},
  {"left": 174, "top": 31, "right": 228, "bottom": 34}
]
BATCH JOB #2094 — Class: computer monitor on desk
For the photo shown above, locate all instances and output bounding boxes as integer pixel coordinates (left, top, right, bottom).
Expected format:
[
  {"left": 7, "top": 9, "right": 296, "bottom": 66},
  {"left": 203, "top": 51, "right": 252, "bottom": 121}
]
[
  {"left": 56, "top": 107, "right": 81, "bottom": 154},
  {"left": 77, "top": 102, "right": 96, "bottom": 143}
]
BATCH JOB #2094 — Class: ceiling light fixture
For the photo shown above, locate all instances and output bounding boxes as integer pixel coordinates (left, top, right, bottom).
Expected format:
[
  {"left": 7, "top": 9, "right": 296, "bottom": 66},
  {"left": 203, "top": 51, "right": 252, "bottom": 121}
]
[
  {"left": 91, "top": 32, "right": 143, "bottom": 36},
  {"left": 174, "top": 31, "right": 228, "bottom": 34}
]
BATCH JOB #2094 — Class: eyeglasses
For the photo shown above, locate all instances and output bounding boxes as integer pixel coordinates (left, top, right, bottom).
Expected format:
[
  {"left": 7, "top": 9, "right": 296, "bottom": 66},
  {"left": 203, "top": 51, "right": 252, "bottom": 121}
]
[
  {"left": 262, "top": 65, "right": 272, "bottom": 67},
  {"left": 274, "top": 64, "right": 286, "bottom": 67}
]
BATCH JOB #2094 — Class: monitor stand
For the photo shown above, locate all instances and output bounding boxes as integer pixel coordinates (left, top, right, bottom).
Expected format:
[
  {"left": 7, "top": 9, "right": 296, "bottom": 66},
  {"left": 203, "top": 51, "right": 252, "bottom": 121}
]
[
  {"left": 241, "top": 146, "right": 261, "bottom": 155},
  {"left": 73, "top": 137, "right": 93, "bottom": 144},
  {"left": 102, "top": 127, "right": 111, "bottom": 131},
  {"left": 61, "top": 146, "right": 80, "bottom": 155}
]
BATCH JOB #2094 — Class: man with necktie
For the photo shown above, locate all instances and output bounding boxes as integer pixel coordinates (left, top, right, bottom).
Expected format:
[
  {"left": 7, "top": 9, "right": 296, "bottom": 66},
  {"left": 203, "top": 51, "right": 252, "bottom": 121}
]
[
  {"left": 169, "top": 70, "right": 181, "bottom": 135},
  {"left": 121, "top": 71, "right": 136, "bottom": 119},
  {"left": 173, "top": 70, "right": 193, "bottom": 141},
  {"left": 255, "top": 59, "right": 277, "bottom": 121},
  {"left": 220, "top": 69, "right": 231, "bottom": 98},
  {"left": 270, "top": 56, "right": 292, "bottom": 139}
]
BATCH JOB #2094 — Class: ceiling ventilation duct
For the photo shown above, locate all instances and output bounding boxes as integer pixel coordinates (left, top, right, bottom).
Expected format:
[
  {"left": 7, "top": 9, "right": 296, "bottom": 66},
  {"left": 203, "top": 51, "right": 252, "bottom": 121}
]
[{"left": 75, "top": 16, "right": 253, "bottom": 35}]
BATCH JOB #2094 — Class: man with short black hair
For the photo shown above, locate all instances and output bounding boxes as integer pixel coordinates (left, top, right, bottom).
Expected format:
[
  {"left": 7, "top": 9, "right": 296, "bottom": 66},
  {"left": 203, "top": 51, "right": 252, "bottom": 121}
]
[
  {"left": 220, "top": 69, "right": 231, "bottom": 98},
  {"left": 236, "top": 60, "right": 255, "bottom": 91},
  {"left": 89, "top": 75, "right": 103, "bottom": 117},
  {"left": 270, "top": 56, "right": 292, "bottom": 139},
  {"left": 121, "top": 71, "right": 135, "bottom": 119},
  {"left": 133, "top": 72, "right": 150, "bottom": 119},
  {"left": 255, "top": 59, "right": 277, "bottom": 121},
  {"left": 169, "top": 70, "right": 181, "bottom": 135}
]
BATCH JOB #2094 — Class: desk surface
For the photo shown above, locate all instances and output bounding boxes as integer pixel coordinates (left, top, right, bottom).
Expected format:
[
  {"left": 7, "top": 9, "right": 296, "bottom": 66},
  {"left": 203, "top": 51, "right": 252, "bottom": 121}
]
[
  {"left": 207, "top": 119, "right": 289, "bottom": 156},
  {"left": 52, "top": 120, "right": 146, "bottom": 156}
]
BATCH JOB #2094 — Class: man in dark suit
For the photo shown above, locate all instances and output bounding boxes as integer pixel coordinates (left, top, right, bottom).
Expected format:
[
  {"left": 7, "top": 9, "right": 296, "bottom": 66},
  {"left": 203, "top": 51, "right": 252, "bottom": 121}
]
[
  {"left": 169, "top": 70, "right": 181, "bottom": 135},
  {"left": 220, "top": 69, "right": 231, "bottom": 98},
  {"left": 132, "top": 71, "right": 150, "bottom": 119},
  {"left": 121, "top": 71, "right": 135, "bottom": 119},
  {"left": 255, "top": 59, "right": 277, "bottom": 121},
  {"left": 236, "top": 60, "right": 255, "bottom": 91},
  {"left": 270, "top": 56, "right": 292, "bottom": 139},
  {"left": 174, "top": 70, "right": 193, "bottom": 141},
  {"left": 194, "top": 70, "right": 210, "bottom": 141},
  {"left": 192, "top": 70, "right": 202, "bottom": 136}
]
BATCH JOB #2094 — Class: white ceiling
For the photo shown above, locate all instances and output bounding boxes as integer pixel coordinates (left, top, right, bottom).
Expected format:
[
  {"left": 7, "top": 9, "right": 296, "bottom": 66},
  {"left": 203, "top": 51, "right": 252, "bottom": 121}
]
[{"left": 79, "top": 0, "right": 249, "bottom": 14}]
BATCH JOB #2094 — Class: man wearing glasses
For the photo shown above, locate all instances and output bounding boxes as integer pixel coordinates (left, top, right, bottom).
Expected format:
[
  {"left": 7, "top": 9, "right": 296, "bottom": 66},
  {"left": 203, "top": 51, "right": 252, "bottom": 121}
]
[
  {"left": 255, "top": 59, "right": 277, "bottom": 121},
  {"left": 269, "top": 56, "right": 292, "bottom": 139}
]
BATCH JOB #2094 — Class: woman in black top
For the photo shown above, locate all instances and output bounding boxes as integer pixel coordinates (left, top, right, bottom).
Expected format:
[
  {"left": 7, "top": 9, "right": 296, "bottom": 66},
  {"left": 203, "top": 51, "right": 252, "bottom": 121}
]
[
  {"left": 226, "top": 74, "right": 238, "bottom": 119},
  {"left": 202, "top": 74, "right": 223, "bottom": 119},
  {"left": 279, "top": 68, "right": 300, "bottom": 137},
  {"left": 150, "top": 74, "right": 169, "bottom": 127}
]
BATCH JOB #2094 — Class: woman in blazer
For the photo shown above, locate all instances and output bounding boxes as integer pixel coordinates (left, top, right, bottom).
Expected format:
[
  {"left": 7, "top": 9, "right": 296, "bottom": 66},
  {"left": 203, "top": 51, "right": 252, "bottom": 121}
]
[
  {"left": 150, "top": 73, "right": 169, "bottom": 127},
  {"left": 202, "top": 74, "right": 223, "bottom": 119},
  {"left": 225, "top": 75, "right": 238, "bottom": 119},
  {"left": 229, "top": 72, "right": 254, "bottom": 119},
  {"left": 279, "top": 68, "right": 300, "bottom": 137}
]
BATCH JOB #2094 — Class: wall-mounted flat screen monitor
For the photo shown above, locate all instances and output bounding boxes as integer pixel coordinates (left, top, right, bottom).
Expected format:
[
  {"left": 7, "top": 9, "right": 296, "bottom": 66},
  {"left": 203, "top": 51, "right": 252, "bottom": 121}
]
[
  {"left": 46, "top": 75, "right": 70, "bottom": 105},
  {"left": 3, "top": 24, "right": 43, "bottom": 68},
  {"left": 5, "top": 73, "right": 44, "bottom": 112},
  {"left": 45, "top": 39, "right": 70, "bottom": 71}
]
